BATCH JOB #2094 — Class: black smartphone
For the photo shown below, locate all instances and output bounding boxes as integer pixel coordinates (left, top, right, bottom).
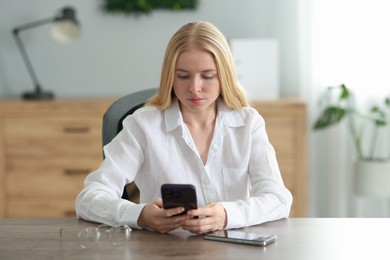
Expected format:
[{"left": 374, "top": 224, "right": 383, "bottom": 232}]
[
  {"left": 161, "top": 184, "right": 197, "bottom": 215},
  {"left": 204, "top": 230, "right": 277, "bottom": 246}
]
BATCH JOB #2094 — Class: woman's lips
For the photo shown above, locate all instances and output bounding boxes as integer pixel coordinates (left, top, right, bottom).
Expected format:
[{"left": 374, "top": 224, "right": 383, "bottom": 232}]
[{"left": 188, "top": 97, "right": 204, "bottom": 105}]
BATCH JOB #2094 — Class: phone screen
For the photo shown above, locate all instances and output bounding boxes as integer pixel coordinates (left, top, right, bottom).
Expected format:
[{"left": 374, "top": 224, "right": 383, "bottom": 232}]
[
  {"left": 161, "top": 184, "right": 197, "bottom": 215},
  {"left": 204, "top": 230, "right": 277, "bottom": 246}
]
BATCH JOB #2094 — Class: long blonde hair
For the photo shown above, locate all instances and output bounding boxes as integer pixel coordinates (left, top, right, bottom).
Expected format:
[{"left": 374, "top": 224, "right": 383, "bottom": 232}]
[{"left": 145, "top": 21, "right": 250, "bottom": 109}]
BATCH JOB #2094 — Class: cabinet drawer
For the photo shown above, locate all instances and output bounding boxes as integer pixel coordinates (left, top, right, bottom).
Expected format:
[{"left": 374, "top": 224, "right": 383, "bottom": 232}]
[
  {"left": 6, "top": 156, "right": 100, "bottom": 197},
  {"left": 7, "top": 197, "right": 78, "bottom": 218},
  {"left": 4, "top": 117, "right": 102, "bottom": 155},
  {"left": 4, "top": 117, "right": 101, "bottom": 139}
]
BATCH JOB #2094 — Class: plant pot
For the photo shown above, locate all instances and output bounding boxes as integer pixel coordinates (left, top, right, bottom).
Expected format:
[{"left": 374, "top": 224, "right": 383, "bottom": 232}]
[{"left": 354, "top": 160, "right": 390, "bottom": 197}]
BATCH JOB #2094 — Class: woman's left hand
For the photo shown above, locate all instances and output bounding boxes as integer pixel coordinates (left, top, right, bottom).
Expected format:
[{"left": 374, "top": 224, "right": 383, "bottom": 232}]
[{"left": 180, "top": 203, "right": 227, "bottom": 234}]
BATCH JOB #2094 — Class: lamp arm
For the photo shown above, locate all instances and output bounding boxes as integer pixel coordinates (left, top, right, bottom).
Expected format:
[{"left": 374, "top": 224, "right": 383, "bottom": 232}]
[
  {"left": 12, "top": 29, "right": 42, "bottom": 93},
  {"left": 12, "top": 17, "right": 54, "bottom": 94},
  {"left": 13, "top": 17, "right": 54, "bottom": 33}
]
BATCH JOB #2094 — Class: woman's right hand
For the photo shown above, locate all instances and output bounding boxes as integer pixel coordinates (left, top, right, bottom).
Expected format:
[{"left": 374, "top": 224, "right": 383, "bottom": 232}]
[{"left": 137, "top": 198, "right": 190, "bottom": 233}]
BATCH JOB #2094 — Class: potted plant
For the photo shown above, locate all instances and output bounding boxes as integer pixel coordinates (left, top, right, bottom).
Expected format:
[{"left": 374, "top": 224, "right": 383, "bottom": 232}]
[{"left": 313, "top": 84, "right": 390, "bottom": 197}]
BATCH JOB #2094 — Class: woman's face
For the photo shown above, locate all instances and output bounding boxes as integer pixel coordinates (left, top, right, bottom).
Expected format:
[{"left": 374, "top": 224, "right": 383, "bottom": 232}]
[{"left": 173, "top": 48, "right": 221, "bottom": 115}]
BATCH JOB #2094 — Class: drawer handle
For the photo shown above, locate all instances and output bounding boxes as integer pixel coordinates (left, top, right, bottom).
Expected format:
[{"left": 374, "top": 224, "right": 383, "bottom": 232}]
[
  {"left": 63, "top": 127, "right": 90, "bottom": 134},
  {"left": 64, "top": 210, "right": 77, "bottom": 217},
  {"left": 63, "top": 169, "right": 91, "bottom": 176}
]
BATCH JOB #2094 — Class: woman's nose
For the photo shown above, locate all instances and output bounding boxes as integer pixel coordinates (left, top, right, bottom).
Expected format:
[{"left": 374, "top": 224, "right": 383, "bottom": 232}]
[{"left": 189, "top": 76, "right": 202, "bottom": 93}]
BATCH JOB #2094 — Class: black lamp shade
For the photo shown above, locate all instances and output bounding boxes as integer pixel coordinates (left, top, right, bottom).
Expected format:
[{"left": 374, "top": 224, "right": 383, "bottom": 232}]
[{"left": 55, "top": 7, "right": 79, "bottom": 23}]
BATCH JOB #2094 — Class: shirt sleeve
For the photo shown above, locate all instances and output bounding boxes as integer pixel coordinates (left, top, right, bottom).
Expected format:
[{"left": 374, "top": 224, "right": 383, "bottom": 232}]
[
  {"left": 75, "top": 116, "right": 147, "bottom": 229},
  {"left": 220, "top": 108, "right": 293, "bottom": 229}
]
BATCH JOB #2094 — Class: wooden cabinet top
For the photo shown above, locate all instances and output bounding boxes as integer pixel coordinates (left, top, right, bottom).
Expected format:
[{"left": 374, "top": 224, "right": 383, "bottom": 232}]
[
  {"left": 0, "top": 97, "right": 305, "bottom": 111},
  {"left": 0, "top": 99, "right": 116, "bottom": 114}
]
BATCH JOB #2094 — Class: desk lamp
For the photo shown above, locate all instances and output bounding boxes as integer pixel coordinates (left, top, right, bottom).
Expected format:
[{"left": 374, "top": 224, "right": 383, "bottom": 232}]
[{"left": 12, "top": 7, "right": 81, "bottom": 100}]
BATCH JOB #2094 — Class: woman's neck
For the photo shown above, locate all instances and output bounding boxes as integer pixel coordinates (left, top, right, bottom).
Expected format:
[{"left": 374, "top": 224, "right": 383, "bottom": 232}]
[{"left": 181, "top": 103, "right": 217, "bottom": 129}]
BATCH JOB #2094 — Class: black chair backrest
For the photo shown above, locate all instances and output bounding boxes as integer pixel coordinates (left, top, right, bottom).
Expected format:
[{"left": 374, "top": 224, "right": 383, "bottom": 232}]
[{"left": 102, "top": 88, "right": 157, "bottom": 149}]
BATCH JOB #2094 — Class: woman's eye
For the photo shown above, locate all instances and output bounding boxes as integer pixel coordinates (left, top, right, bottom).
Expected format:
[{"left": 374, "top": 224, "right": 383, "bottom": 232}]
[
  {"left": 177, "top": 74, "right": 190, "bottom": 79},
  {"left": 202, "top": 74, "right": 215, "bottom": 80}
]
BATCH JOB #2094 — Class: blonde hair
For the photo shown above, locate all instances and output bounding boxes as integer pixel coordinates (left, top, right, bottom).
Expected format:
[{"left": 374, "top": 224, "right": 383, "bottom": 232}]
[{"left": 145, "top": 21, "right": 250, "bottom": 109}]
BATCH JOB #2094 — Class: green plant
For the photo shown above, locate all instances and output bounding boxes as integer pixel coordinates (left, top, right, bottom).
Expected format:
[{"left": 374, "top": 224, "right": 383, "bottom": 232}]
[
  {"left": 313, "top": 84, "right": 390, "bottom": 161},
  {"left": 102, "top": 0, "right": 198, "bottom": 15}
]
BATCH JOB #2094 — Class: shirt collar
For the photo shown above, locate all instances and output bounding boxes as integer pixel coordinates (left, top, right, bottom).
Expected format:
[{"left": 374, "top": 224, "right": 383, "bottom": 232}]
[
  {"left": 216, "top": 98, "right": 246, "bottom": 128},
  {"left": 164, "top": 99, "right": 183, "bottom": 132},
  {"left": 164, "top": 98, "right": 245, "bottom": 132}
]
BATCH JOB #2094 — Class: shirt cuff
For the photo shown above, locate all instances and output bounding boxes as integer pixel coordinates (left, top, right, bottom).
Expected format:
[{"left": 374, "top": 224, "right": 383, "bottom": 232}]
[
  {"left": 218, "top": 201, "right": 245, "bottom": 229},
  {"left": 118, "top": 203, "right": 147, "bottom": 230}
]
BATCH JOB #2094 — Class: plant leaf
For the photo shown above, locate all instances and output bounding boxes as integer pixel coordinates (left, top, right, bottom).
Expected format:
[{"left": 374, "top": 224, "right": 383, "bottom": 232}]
[
  {"left": 370, "top": 106, "right": 387, "bottom": 126},
  {"left": 370, "top": 106, "right": 384, "bottom": 115},
  {"left": 313, "top": 106, "right": 347, "bottom": 130},
  {"left": 339, "top": 84, "right": 350, "bottom": 100}
]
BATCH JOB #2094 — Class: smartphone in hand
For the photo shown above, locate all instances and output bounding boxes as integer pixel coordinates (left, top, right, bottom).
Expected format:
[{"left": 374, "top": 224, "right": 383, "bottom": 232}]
[{"left": 161, "top": 184, "right": 197, "bottom": 215}]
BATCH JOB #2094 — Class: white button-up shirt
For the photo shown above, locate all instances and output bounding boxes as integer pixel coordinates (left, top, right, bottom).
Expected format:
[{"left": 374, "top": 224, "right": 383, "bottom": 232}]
[{"left": 76, "top": 99, "right": 292, "bottom": 229}]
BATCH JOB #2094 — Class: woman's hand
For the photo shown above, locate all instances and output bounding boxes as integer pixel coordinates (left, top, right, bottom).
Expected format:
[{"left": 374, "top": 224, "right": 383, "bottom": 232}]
[
  {"left": 137, "top": 198, "right": 190, "bottom": 233},
  {"left": 180, "top": 203, "right": 227, "bottom": 234}
]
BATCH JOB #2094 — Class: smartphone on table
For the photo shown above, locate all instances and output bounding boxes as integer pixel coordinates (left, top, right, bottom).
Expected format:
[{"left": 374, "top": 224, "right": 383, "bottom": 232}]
[
  {"left": 161, "top": 184, "right": 198, "bottom": 215},
  {"left": 204, "top": 230, "right": 277, "bottom": 246}
]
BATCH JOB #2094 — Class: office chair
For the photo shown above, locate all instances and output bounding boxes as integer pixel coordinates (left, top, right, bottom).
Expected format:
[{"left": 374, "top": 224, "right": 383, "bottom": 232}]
[{"left": 102, "top": 88, "right": 157, "bottom": 202}]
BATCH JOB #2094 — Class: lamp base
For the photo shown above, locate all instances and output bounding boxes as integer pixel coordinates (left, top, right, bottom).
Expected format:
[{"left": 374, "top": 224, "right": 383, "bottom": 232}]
[{"left": 22, "top": 91, "right": 54, "bottom": 100}]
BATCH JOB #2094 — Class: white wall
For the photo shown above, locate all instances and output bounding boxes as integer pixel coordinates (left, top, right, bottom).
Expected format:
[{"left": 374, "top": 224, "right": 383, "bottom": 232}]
[{"left": 0, "top": 0, "right": 300, "bottom": 99}]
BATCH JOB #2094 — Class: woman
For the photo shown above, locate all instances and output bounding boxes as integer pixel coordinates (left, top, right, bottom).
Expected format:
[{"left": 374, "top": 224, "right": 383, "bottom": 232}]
[{"left": 76, "top": 21, "right": 292, "bottom": 234}]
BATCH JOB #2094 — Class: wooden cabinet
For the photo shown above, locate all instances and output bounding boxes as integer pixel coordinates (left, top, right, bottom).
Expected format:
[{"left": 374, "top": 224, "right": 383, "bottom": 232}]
[
  {"left": 0, "top": 99, "right": 113, "bottom": 218},
  {"left": 0, "top": 98, "right": 307, "bottom": 218},
  {"left": 252, "top": 99, "right": 307, "bottom": 217}
]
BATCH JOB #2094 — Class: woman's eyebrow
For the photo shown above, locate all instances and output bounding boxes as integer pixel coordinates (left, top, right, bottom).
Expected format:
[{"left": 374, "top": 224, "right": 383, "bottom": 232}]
[
  {"left": 175, "top": 69, "right": 189, "bottom": 72},
  {"left": 175, "top": 68, "right": 216, "bottom": 72}
]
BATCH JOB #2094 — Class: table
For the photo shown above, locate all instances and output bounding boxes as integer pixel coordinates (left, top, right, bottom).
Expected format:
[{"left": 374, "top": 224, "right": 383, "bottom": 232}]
[{"left": 0, "top": 218, "right": 389, "bottom": 260}]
